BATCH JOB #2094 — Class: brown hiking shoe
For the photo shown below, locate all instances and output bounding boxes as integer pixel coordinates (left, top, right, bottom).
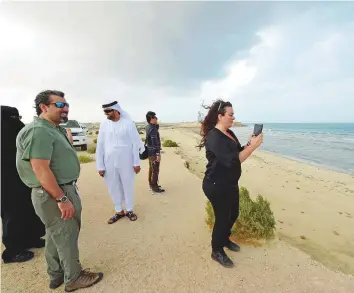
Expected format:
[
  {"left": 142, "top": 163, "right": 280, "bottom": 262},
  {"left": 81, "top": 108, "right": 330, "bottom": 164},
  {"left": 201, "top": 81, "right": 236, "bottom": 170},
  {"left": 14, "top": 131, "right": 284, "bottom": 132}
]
[
  {"left": 49, "top": 275, "right": 64, "bottom": 289},
  {"left": 64, "top": 269, "right": 103, "bottom": 292}
]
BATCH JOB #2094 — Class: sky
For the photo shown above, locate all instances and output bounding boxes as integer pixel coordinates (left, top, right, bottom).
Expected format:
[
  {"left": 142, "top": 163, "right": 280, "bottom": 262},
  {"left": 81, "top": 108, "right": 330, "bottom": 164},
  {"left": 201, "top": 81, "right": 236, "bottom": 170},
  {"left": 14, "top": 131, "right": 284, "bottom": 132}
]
[{"left": 1, "top": 1, "right": 354, "bottom": 124}]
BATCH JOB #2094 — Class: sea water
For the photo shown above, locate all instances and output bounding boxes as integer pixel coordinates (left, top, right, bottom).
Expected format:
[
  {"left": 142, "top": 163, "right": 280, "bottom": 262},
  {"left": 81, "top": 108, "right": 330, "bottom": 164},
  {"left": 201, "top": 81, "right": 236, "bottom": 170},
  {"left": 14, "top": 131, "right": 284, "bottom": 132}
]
[{"left": 231, "top": 123, "right": 354, "bottom": 175}]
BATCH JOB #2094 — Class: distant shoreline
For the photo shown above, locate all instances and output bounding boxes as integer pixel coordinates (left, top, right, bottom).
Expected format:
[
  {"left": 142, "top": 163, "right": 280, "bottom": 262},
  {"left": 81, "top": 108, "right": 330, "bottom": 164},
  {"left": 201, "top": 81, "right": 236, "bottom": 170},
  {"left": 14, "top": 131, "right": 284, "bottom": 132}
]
[{"left": 85, "top": 121, "right": 353, "bottom": 175}]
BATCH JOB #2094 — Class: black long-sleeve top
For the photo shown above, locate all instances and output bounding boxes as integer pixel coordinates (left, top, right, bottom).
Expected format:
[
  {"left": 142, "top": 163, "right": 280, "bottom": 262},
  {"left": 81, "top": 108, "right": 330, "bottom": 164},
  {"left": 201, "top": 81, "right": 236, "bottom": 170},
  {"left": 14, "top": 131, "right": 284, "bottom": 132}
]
[
  {"left": 204, "top": 128, "right": 244, "bottom": 186},
  {"left": 145, "top": 124, "right": 161, "bottom": 156}
]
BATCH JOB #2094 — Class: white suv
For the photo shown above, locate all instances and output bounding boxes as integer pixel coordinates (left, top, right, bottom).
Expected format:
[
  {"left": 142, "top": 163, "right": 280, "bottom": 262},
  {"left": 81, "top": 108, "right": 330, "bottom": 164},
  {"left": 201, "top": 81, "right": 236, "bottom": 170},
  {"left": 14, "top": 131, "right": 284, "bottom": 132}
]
[{"left": 60, "top": 120, "right": 88, "bottom": 151}]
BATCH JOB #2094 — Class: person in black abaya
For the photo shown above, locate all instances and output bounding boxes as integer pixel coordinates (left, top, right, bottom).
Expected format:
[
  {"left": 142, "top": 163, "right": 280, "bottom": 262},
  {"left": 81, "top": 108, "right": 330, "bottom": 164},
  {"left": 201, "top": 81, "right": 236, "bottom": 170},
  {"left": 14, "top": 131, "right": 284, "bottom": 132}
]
[{"left": 1, "top": 105, "right": 45, "bottom": 263}]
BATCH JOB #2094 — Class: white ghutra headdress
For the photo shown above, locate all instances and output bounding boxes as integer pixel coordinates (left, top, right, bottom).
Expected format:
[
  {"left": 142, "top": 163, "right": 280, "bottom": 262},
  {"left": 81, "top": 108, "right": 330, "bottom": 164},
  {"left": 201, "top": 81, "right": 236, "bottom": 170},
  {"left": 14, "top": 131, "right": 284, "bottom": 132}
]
[{"left": 102, "top": 101, "right": 132, "bottom": 121}]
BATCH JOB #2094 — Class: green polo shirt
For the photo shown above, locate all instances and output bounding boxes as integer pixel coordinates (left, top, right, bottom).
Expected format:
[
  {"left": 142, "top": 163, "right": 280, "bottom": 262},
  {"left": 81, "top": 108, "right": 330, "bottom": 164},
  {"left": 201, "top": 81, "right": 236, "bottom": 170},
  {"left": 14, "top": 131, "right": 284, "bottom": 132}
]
[{"left": 16, "top": 117, "right": 80, "bottom": 188}]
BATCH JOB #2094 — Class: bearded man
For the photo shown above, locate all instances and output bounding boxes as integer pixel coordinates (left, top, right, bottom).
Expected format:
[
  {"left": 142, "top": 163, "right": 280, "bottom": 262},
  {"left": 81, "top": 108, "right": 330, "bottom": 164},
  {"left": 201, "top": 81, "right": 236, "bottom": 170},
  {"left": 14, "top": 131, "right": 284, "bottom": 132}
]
[
  {"left": 16, "top": 90, "right": 103, "bottom": 291},
  {"left": 96, "top": 101, "right": 144, "bottom": 223}
]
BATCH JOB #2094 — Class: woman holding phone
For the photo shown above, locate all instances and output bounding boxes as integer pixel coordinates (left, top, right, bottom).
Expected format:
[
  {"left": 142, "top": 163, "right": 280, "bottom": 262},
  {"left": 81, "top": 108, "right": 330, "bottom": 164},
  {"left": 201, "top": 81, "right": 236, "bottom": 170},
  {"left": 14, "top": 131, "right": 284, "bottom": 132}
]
[{"left": 197, "top": 99, "right": 263, "bottom": 268}]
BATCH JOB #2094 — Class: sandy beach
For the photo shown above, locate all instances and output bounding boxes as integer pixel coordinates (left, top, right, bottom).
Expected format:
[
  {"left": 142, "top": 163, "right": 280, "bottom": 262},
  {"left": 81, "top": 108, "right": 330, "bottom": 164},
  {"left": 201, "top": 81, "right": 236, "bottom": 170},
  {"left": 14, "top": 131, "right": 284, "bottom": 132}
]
[
  {"left": 159, "top": 125, "right": 354, "bottom": 275},
  {"left": 1, "top": 124, "right": 354, "bottom": 293}
]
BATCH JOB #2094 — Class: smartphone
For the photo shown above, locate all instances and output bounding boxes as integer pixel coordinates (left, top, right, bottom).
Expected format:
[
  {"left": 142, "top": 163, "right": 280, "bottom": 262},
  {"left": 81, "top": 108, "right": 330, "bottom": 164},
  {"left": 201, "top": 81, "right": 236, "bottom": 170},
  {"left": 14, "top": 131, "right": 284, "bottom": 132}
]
[{"left": 253, "top": 124, "right": 263, "bottom": 136}]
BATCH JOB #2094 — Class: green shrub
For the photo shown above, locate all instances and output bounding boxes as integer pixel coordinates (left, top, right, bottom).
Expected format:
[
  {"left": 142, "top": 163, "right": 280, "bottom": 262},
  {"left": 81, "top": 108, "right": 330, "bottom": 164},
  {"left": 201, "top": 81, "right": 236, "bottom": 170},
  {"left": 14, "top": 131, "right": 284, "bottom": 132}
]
[
  {"left": 95, "top": 130, "right": 99, "bottom": 135},
  {"left": 205, "top": 187, "right": 276, "bottom": 241},
  {"left": 78, "top": 154, "right": 94, "bottom": 164},
  {"left": 162, "top": 139, "right": 178, "bottom": 147},
  {"left": 87, "top": 146, "right": 96, "bottom": 154},
  {"left": 88, "top": 132, "right": 92, "bottom": 135},
  {"left": 93, "top": 138, "right": 97, "bottom": 144}
]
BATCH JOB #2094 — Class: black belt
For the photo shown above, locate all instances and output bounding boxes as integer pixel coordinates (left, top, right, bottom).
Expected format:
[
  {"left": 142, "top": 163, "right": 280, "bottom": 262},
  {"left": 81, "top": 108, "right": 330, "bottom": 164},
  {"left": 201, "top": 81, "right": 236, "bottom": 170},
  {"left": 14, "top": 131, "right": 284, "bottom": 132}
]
[
  {"left": 33, "top": 180, "right": 77, "bottom": 189},
  {"left": 59, "top": 180, "right": 77, "bottom": 187}
]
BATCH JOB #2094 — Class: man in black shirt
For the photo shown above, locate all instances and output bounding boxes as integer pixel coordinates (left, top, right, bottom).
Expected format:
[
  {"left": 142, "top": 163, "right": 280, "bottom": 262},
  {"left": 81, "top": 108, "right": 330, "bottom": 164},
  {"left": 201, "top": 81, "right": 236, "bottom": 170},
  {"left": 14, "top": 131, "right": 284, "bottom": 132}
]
[{"left": 145, "top": 111, "right": 165, "bottom": 194}]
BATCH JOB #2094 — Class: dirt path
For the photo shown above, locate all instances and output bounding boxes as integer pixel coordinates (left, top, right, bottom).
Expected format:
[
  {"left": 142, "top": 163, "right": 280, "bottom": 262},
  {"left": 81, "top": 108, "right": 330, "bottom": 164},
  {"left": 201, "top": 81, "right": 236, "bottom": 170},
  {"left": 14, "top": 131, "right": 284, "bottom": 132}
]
[{"left": 1, "top": 148, "right": 354, "bottom": 293}]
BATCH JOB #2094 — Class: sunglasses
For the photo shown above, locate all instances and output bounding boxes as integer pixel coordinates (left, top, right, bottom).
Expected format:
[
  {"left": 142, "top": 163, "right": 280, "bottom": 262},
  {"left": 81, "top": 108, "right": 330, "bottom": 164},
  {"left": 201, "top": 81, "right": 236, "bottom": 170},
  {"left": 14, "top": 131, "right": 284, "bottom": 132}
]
[
  {"left": 217, "top": 102, "right": 223, "bottom": 112},
  {"left": 51, "top": 102, "right": 70, "bottom": 108},
  {"left": 104, "top": 109, "right": 114, "bottom": 114}
]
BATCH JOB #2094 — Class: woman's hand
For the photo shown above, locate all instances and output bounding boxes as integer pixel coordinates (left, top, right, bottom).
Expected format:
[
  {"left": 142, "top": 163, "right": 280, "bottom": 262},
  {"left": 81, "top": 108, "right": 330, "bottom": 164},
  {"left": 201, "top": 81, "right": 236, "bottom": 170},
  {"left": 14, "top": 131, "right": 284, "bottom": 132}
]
[{"left": 249, "top": 133, "right": 263, "bottom": 150}]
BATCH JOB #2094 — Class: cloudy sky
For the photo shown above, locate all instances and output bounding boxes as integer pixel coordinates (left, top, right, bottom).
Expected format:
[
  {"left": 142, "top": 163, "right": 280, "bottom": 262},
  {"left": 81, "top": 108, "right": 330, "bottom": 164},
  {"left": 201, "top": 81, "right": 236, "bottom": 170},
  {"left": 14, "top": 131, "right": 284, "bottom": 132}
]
[{"left": 1, "top": 1, "right": 353, "bottom": 124}]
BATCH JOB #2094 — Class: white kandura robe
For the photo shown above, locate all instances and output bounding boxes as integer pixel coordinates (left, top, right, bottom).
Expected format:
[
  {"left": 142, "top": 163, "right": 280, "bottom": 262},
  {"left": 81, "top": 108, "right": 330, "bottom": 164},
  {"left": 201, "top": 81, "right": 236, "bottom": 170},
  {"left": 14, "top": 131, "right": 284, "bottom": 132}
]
[{"left": 96, "top": 118, "right": 144, "bottom": 212}]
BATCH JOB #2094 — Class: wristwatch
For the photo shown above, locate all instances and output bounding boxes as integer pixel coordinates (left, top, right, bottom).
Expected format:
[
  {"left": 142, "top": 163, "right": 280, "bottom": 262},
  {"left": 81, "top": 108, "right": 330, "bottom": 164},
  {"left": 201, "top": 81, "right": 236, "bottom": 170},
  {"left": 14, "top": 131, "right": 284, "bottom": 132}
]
[{"left": 56, "top": 195, "right": 68, "bottom": 203}]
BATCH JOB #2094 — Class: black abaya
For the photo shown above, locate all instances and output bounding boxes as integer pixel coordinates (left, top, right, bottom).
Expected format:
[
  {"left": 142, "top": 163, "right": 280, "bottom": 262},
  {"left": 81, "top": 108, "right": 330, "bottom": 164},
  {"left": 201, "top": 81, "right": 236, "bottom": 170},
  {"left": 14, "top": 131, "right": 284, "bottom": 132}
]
[{"left": 1, "top": 106, "right": 45, "bottom": 261}]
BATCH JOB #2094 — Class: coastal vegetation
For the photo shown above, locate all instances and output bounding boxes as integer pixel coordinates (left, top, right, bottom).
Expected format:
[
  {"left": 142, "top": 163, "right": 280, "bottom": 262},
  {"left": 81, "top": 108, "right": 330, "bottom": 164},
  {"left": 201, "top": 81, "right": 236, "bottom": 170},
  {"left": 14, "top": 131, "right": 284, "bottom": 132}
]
[
  {"left": 205, "top": 187, "right": 276, "bottom": 242},
  {"left": 162, "top": 139, "right": 178, "bottom": 147},
  {"left": 78, "top": 154, "right": 95, "bottom": 164},
  {"left": 87, "top": 146, "right": 96, "bottom": 154}
]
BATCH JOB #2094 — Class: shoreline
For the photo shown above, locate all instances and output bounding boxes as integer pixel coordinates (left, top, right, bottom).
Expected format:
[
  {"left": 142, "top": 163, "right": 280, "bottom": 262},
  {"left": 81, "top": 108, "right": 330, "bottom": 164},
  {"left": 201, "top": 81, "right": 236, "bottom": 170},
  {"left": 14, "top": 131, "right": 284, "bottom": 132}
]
[
  {"left": 178, "top": 124, "right": 354, "bottom": 176},
  {"left": 256, "top": 149, "right": 354, "bottom": 176},
  {"left": 159, "top": 126, "right": 354, "bottom": 276}
]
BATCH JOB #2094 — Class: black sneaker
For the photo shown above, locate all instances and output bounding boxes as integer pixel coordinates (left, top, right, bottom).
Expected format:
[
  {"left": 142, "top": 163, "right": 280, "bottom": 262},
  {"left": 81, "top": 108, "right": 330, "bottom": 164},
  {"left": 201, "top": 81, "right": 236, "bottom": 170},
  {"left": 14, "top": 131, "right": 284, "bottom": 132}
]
[
  {"left": 211, "top": 251, "right": 234, "bottom": 268},
  {"left": 225, "top": 240, "right": 240, "bottom": 252},
  {"left": 149, "top": 185, "right": 161, "bottom": 191},
  {"left": 3, "top": 250, "right": 34, "bottom": 264},
  {"left": 152, "top": 187, "right": 165, "bottom": 194}
]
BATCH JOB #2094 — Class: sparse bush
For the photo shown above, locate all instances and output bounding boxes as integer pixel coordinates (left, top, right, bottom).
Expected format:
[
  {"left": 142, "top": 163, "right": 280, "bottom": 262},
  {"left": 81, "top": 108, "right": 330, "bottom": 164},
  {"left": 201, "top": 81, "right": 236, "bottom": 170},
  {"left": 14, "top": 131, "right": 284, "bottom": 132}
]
[
  {"left": 205, "top": 187, "right": 276, "bottom": 241},
  {"left": 87, "top": 146, "right": 96, "bottom": 154},
  {"left": 89, "top": 132, "right": 92, "bottom": 135},
  {"left": 139, "top": 131, "right": 144, "bottom": 134},
  {"left": 95, "top": 130, "right": 99, "bottom": 135},
  {"left": 78, "top": 154, "right": 94, "bottom": 164},
  {"left": 162, "top": 139, "right": 178, "bottom": 147},
  {"left": 93, "top": 138, "right": 97, "bottom": 144}
]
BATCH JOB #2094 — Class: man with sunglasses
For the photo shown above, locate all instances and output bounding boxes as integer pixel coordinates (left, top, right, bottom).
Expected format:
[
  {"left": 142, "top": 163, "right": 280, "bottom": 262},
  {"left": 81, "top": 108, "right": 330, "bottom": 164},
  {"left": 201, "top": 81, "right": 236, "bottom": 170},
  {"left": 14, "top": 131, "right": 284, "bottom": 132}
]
[
  {"left": 145, "top": 111, "right": 165, "bottom": 194},
  {"left": 96, "top": 101, "right": 144, "bottom": 223},
  {"left": 16, "top": 90, "right": 103, "bottom": 292}
]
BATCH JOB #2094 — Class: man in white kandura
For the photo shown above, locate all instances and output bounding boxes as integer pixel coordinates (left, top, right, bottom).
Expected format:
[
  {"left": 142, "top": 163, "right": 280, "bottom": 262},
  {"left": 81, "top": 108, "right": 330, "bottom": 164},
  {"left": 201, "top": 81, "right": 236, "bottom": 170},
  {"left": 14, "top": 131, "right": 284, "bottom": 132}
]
[{"left": 96, "top": 101, "right": 144, "bottom": 224}]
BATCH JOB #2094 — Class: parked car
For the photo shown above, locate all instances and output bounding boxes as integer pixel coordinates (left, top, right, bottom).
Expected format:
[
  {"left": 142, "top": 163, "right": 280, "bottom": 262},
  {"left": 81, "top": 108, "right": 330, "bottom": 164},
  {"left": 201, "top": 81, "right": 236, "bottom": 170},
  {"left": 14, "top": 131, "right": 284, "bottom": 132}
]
[
  {"left": 60, "top": 120, "right": 88, "bottom": 151},
  {"left": 79, "top": 123, "right": 88, "bottom": 133}
]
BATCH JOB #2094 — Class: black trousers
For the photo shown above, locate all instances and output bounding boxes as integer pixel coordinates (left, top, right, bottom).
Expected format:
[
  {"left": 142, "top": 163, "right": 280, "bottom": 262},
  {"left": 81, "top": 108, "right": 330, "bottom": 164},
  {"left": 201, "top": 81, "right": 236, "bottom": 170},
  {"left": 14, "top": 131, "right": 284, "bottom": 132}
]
[{"left": 202, "top": 178, "right": 239, "bottom": 252}]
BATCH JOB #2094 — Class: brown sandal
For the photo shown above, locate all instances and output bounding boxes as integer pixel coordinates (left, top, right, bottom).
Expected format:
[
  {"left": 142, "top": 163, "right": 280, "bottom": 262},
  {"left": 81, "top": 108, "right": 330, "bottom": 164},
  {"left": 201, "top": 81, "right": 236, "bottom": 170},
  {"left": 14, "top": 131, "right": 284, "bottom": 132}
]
[
  {"left": 107, "top": 213, "right": 125, "bottom": 224},
  {"left": 126, "top": 211, "right": 137, "bottom": 221}
]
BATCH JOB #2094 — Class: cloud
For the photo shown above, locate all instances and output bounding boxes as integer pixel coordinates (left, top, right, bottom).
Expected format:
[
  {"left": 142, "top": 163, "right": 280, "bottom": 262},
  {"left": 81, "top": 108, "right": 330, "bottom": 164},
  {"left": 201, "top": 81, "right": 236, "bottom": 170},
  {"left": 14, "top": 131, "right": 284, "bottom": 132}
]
[
  {"left": 195, "top": 3, "right": 354, "bottom": 123},
  {"left": 0, "top": 2, "right": 353, "bottom": 123}
]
